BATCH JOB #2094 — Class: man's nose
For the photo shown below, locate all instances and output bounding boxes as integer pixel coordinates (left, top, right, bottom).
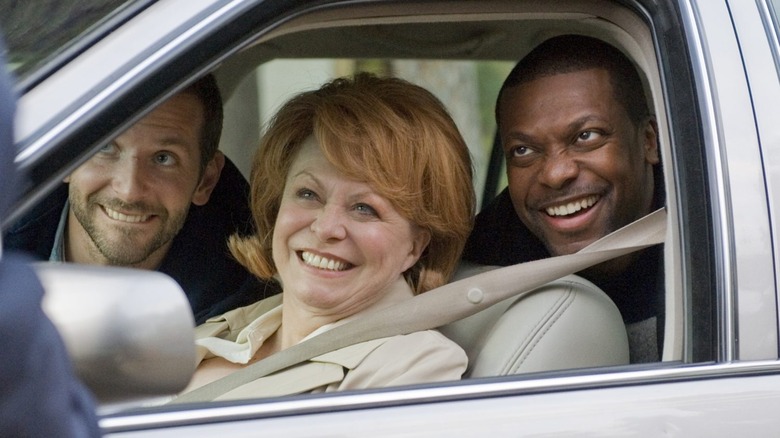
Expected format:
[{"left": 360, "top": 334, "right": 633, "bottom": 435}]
[
  {"left": 538, "top": 150, "right": 579, "bottom": 189},
  {"left": 111, "top": 157, "right": 148, "bottom": 200},
  {"left": 310, "top": 205, "right": 348, "bottom": 242}
]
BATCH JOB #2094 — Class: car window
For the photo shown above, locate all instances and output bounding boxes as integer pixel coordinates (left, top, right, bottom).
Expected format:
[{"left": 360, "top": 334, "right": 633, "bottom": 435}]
[
  {"left": 0, "top": 0, "right": 146, "bottom": 83},
  {"left": 221, "top": 58, "right": 514, "bottom": 209}
]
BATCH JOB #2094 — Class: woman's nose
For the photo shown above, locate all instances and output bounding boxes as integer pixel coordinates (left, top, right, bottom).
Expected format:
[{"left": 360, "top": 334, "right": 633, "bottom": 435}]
[{"left": 310, "top": 205, "right": 348, "bottom": 241}]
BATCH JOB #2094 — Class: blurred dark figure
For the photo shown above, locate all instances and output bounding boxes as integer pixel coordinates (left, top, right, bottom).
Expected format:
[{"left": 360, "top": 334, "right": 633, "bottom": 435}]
[{"left": 0, "top": 36, "right": 101, "bottom": 437}]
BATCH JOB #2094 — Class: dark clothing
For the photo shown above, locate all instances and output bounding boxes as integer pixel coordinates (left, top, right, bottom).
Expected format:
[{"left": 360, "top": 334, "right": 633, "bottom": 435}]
[
  {"left": 3, "top": 158, "right": 280, "bottom": 325},
  {"left": 463, "top": 189, "right": 661, "bottom": 324},
  {"left": 0, "top": 253, "right": 101, "bottom": 438},
  {"left": 0, "top": 34, "right": 100, "bottom": 437},
  {"left": 463, "top": 168, "right": 665, "bottom": 362}
]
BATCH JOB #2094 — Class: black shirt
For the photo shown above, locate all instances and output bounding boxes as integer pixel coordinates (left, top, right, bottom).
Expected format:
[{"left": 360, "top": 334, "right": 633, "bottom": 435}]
[{"left": 462, "top": 188, "right": 662, "bottom": 324}]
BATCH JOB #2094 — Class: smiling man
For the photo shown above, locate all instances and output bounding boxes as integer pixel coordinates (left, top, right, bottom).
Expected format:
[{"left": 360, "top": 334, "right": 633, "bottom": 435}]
[
  {"left": 64, "top": 90, "right": 219, "bottom": 270},
  {"left": 5, "top": 75, "right": 278, "bottom": 324},
  {"left": 462, "top": 35, "right": 664, "bottom": 363}
]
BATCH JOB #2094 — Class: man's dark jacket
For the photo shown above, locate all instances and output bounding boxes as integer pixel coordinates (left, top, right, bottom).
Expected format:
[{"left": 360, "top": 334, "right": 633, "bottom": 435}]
[
  {"left": 462, "top": 167, "right": 665, "bottom": 361},
  {"left": 4, "top": 158, "right": 279, "bottom": 324}
]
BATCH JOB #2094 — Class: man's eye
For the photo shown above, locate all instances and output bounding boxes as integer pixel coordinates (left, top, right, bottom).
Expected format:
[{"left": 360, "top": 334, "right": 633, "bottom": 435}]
[
  {"left": 577, "top": 130, "right": 601, "bottom": 142},
  {"left": 511, "top": 146, "right": 532, "bottom": 157},
  {"left": 154, "top": 152, "right": 176, "bottom": 166},
  {"left": 98, "top": 143, "right": 118, "bottom": 155}
]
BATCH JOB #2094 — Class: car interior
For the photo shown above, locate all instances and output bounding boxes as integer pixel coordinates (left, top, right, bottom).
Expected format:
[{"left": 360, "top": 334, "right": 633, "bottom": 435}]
[
  {"left": 16, "top": 0, "right": 690, "bottom": 411},
  {"left": 213, "top": 0, "right": 683, "bottom": 365}
]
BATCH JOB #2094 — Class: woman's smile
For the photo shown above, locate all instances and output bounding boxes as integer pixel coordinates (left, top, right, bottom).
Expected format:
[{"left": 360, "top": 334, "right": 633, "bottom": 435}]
[{"left": 299, "top": 250, "right": 353, "bottom": 271}]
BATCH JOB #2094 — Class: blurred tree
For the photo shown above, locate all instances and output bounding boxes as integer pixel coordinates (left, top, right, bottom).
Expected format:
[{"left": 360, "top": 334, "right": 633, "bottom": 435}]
[{"left": 0, "top": 0, "right": 133, "bottom": 78}]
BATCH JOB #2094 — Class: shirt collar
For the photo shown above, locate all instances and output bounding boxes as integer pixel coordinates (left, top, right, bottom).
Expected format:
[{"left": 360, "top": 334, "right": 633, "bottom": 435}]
[
  {"left": 196, "top": 277, "right": 415, "bottom": 365},
  {"left": 50, "top": 199, "right": 70, "bottom": 262}
]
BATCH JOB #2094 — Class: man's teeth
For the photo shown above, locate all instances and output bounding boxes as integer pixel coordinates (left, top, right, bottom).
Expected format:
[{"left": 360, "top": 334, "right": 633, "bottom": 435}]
[
  {"left": 545, "top": 195, "right": 598, "bottom": 217},
  {"left": 301, "top": 251, "right": 349, "bottom": 271},
  {"left": 105, "top": 207, "right": 150, "bottom": 223}
]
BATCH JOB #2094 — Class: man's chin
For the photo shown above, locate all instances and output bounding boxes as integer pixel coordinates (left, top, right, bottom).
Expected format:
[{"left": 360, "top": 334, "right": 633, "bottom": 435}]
[
  {"left": 94, "top": 236, "right": 160, "bottom": 266},
  {"left": 98, "top": 249, "right": 155, "bottom": 267},
  {"left": 545, "top": 237, "right": 597, "bottom": 256}
]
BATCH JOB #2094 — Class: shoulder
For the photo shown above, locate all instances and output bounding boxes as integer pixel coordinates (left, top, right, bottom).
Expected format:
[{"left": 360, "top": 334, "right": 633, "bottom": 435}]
[
  {"left": 195, "top": 293, "right": 282, "bottom": 340},
  {"left": 194, "top": 277, "right": 282, "bottom": 324},
  {"left": 380, "top": 329, "right": 464, "bottom": 354},
  {"left": 184, "top": 156, "right": 253, "bottom": 237},
  {"left": 463, "top": 188, "right": 548, "bottom": 265},
  {"left": 3, "top": 184, "right": 66, "bottom": 258},
  {"left": 333, "top": 330, "right": 467, "bottom": 390},
  {"left": 160, "top": 157, "right": 255, "bottom": 318}
]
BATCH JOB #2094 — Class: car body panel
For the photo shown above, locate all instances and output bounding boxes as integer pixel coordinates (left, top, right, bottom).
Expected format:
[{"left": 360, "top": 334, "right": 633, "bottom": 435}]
[
  {"left": 710, "top": 0, "right": 780, "bottom": 361},
  {"left": 103, "top": 362, "right": 780, "bottom": 437}
]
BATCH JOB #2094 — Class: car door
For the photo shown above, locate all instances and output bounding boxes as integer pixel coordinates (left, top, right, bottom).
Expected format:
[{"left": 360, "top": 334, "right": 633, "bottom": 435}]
[{"left": 5, "top": 0, "right": 780, "bottom": 436}]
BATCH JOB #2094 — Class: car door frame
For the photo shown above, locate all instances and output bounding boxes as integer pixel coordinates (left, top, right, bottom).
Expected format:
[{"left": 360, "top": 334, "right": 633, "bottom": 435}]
[{"left": 10, "top": 0, "right": 780, "bottom": 434}]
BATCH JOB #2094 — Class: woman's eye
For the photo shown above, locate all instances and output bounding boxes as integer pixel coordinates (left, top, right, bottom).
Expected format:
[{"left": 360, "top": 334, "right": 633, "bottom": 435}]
[
  {"left": 154, "top": 152, "right": 177, "bottom": 166},
  {"left": 296, "top": 188, "right": 318, "bottom": 201},
  {"left": 354, "top": 203, "right": 378, "bottom": 217}
]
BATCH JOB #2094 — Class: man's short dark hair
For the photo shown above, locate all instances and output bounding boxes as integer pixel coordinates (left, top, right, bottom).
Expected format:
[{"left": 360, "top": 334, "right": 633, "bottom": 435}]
[
  {"left": 496, "top": 34, "right": 650, "bottom": 129},
  {"left": 182, "top": 74, "right": 223, "bottom": 173}
]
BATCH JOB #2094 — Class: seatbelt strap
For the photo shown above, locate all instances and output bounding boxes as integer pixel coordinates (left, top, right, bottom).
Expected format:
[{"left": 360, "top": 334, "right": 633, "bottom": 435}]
[{"left": 173, "top": 207, "right": 666, "bottom": 403}]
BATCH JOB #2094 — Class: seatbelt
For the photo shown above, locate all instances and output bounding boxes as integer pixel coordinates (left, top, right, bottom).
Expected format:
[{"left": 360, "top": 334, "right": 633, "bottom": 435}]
[{"left": 172, "top": 207, "right": 666, "bottom": 403}]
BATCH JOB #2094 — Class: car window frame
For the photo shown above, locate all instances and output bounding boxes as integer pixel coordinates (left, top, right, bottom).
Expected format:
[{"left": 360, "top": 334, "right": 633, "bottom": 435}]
[
  {"left": 10, "top": 0, "right": 755, "bottom": 432},
  {"left": 3, "top": 0, "right": 158, "bottom": 93}
]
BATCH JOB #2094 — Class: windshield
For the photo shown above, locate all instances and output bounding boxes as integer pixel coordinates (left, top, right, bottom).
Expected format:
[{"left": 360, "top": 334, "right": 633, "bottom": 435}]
[{"left": 0, "top": 0, "right": 148, "bottom": 83}]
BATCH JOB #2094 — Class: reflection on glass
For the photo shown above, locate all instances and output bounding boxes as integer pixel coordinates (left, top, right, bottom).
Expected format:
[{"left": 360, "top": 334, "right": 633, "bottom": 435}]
[{"left": 0, "top": 0, "right": 136, "bottom": 80}]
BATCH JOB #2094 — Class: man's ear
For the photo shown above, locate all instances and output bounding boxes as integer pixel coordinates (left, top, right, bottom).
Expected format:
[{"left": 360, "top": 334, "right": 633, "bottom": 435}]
[
  {"left": 192, "top": 151, "right": 225, "bottom": 206},
  {"left": 642, "top": 116, "right": 660, "bottom": 165}
]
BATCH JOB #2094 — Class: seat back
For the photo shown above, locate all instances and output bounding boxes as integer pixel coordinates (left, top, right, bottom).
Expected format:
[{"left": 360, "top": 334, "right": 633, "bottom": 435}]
[{"left": 440, "top": 267, "right": 628, "bottom": 378}]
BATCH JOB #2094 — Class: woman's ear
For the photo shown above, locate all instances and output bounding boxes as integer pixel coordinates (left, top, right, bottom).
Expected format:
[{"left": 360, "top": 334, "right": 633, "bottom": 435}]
[{"left": 402, "top": 228, "right": 431, "bottom": 272}]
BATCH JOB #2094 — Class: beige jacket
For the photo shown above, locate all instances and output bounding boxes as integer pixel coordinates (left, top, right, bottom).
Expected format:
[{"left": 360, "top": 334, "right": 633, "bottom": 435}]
[{"left": 192, "top": 281, "right": 467, "bottom": 401}]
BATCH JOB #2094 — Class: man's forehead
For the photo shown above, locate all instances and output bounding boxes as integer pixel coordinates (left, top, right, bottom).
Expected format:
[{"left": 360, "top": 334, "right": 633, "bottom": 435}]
[{"left": 499, "top": 69, "right": 620, "bottom": 119}]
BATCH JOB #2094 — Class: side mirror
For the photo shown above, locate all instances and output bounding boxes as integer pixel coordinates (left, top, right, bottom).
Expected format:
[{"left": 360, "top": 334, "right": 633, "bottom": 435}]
[{"left": 36, "top": 263, "right": 196, "bottom": 406}]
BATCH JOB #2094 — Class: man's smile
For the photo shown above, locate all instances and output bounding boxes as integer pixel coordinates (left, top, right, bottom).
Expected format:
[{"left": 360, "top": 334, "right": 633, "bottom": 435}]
[
  {"left": 544, "top": 195, "right": 599, "bottom": 217},
  {"left": 102, "top": 206, "right": 153, "bottom": 224}
]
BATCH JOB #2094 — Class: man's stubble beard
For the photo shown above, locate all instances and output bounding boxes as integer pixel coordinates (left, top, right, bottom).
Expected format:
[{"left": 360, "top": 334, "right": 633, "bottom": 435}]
[{"left": 71, "top": 196, "right": 189, "bottom": 267}]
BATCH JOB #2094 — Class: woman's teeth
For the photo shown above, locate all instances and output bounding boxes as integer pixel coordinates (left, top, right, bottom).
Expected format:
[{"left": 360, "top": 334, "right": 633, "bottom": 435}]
[{"left": 301, "top": 251, "right": 349, "bottom": 271}]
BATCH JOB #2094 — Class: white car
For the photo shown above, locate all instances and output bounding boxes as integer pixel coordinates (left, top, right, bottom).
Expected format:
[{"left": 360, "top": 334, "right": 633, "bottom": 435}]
[{"left": 2, "top": 0, "right": 780, "bottom": 435}]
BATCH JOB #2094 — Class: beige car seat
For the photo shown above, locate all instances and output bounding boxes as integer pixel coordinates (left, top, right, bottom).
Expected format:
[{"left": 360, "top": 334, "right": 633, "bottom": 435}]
[{"left": 440, "top": 266, "right": 629, "bottom": 378}]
